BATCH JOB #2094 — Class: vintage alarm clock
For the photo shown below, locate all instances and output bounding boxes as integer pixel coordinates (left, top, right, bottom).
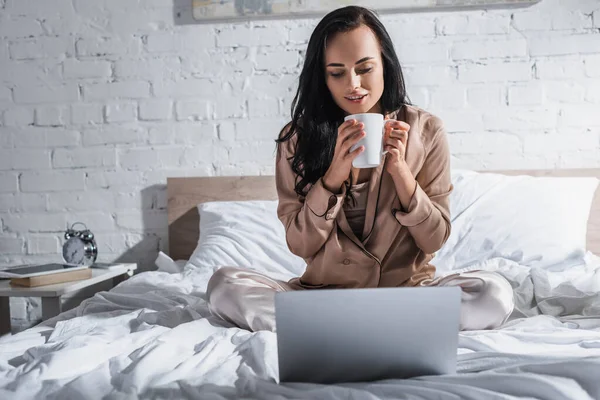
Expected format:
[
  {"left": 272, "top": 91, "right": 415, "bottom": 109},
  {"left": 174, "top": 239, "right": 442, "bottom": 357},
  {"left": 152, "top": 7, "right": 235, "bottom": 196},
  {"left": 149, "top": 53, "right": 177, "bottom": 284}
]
[{"left": 62, "top": 222, "right": 98, "bottom": 266}]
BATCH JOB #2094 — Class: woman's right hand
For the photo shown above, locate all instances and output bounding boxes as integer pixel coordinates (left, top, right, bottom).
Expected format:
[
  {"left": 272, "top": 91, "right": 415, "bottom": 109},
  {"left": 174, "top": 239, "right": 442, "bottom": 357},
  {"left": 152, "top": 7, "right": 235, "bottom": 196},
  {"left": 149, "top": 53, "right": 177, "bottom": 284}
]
[{"left": 322, "top": 119, "right": 366, "bottom": 193}]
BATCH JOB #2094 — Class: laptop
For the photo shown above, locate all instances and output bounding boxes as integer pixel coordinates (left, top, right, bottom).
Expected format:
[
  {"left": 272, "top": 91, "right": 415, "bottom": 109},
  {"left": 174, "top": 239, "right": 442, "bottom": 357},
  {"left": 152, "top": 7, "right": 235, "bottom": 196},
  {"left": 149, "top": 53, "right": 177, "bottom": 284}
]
[{"left": 274, "top": 286, "right": 461, "bottom": 384}]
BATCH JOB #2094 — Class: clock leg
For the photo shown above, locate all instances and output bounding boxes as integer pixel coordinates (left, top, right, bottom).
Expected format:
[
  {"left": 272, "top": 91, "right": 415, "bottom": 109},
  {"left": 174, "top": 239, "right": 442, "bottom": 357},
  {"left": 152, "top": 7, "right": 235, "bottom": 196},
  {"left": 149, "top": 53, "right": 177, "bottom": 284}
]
[
  {"left": 42, "top": 297, "right": 62, "bottom": 320},
  {"left": 0, "top": 297, "right": 10, "bottom": 335}
]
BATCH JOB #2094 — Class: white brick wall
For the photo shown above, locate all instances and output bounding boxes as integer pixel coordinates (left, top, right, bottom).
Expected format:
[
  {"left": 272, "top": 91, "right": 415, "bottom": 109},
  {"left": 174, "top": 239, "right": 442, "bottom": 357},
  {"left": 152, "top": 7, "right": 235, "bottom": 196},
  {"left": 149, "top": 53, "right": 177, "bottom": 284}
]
[{"left": 1, "top": 0, "right": 600, "bottom": 331}]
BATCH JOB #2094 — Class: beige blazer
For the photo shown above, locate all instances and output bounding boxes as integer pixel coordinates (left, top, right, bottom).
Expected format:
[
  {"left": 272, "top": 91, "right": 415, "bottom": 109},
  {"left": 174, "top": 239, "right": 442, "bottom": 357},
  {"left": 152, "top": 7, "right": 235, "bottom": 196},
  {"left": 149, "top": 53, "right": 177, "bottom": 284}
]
[{"left": 275, "top": 105, "right": 453, "bottom": 289}]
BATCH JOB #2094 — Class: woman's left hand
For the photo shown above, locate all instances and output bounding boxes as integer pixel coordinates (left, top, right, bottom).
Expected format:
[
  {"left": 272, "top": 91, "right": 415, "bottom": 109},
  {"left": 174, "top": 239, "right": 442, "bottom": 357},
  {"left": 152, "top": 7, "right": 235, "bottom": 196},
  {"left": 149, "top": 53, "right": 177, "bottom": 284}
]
[{"left": 383, "top": 119, "right": 410, "bottom": 174}]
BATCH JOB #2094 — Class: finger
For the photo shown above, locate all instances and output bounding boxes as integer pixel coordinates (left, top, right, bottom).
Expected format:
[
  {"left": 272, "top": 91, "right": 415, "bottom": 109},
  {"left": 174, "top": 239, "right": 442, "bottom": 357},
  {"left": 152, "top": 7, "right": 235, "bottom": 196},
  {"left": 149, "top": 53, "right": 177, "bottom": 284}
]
[
  {"left": 386, "top": 126, "right": 406, "bottom": 142},
  {"left": 341, "top": 119, "right": 360, "bottom": 131},
  {"left": 385, "top": 138, "right": 404, "bottom": 150},
  {"left": 336, "top": 120, "right": 360, "bottom": 152},
  {"left": 346, "top": 144, "right": 365, "bottom": 160},
  {"left": 389, "top": 130, "right": 408, "bottom": 145},
  {"left": 342, "top": 130, "right": 366, "bottom": 152},
  {"left": 338, "top": 120, "right": 357, "bottom": 139},
  {"left": 384, "top": 124, "right": 395, "bottom": 141},
  {"left": 386, "top": 120, "right": 410, "bottom": 131},
  {"left": 389, "top": 129, "right": 408, "bottom": 141},
  {"left": 383, "top": 124, "right": 391, "bottom": 139},
  {"left": 341, "top": 122, "right": 364, "bottom": 138},
  {"left": 384, "top": 147, "right": 402, "bottom": 158},
  {"left": 340, "top": 129, "right": 364, "bottom": 153},
  {"left": 384, "top": 120, "right": 404, "bottom": 137},
  {"left": 387, "top": 125, "right": 408, "bottom": 136},
  {"left": 340, "top": 119, "right": 356, "bottom": 130}
]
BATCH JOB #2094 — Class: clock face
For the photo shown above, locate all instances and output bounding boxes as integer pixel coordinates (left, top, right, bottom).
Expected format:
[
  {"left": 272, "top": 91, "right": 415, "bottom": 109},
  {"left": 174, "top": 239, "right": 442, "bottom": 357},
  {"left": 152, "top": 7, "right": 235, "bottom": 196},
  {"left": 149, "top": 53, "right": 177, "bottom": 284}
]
[{"left": 63, "top": 237, "right": 85, "bottom": 264}]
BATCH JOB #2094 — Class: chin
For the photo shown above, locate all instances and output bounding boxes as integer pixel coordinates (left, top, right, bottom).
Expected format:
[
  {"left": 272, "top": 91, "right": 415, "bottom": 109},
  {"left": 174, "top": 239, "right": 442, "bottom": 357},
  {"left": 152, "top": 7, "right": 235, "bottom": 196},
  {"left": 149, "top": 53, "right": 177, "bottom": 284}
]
[
  {"left": 337, "top": 98, "right": 379, "bottom": 116},
  {"left": 348, "top": 105, "right": 377, "bottom": 115},
  {"left": 336, "top": 105, "right": 363, "bottom": 115}
]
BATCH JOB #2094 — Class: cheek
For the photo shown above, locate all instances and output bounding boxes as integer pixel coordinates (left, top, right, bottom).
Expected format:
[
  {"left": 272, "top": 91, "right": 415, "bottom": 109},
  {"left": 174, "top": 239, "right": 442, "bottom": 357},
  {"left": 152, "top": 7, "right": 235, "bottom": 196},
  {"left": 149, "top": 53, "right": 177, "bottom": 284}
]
[
  {"left": 368, "top": 69, "right": 385, "bottom": 91},
  {"left": 326, "top": 79, "right": 343, "bottom": 98},
  {"left": 366, "top": 73, "right": 384, "bottom": 104}
]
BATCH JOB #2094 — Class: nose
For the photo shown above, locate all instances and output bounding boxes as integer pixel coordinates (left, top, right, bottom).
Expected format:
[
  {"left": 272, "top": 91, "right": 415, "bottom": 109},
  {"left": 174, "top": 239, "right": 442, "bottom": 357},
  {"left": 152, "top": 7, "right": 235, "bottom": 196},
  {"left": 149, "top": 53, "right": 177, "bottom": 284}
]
[{"left": 348, "top": 70, "right": 361, "bottom": 90}]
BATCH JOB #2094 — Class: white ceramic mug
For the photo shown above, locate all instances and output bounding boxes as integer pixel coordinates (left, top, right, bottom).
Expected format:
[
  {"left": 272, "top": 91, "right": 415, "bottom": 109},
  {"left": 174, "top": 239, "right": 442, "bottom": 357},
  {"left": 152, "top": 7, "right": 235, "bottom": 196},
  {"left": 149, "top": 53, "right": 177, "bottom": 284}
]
[{"left": 344, "top": 113, "right": 388, "bottom": 168}]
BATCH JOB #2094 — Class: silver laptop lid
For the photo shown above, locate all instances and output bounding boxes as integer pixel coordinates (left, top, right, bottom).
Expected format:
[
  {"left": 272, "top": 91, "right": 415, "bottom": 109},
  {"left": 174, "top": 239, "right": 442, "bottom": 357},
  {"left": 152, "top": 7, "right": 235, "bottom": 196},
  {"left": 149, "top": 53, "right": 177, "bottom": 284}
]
[{"left": 275, "top": 286, "right": 461, "bottom": 384}]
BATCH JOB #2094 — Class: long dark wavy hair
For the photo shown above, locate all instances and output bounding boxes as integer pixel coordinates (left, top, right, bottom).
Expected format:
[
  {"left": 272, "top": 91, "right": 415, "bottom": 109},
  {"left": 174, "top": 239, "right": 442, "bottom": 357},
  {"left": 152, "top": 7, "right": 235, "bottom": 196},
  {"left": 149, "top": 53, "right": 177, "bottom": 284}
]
[{"left": 276, "top": 6, "right": 410, "bottom": 198}]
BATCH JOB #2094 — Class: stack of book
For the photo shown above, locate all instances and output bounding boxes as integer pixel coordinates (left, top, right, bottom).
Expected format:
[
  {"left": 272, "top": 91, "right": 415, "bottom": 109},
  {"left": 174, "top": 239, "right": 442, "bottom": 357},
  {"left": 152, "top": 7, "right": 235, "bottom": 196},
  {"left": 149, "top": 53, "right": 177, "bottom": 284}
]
[
  {"left": 0, "top": 263, "right": 94, "bottom": 288},
  {"left": 10, "top": 268, "right": 92, "bottom": 287}
]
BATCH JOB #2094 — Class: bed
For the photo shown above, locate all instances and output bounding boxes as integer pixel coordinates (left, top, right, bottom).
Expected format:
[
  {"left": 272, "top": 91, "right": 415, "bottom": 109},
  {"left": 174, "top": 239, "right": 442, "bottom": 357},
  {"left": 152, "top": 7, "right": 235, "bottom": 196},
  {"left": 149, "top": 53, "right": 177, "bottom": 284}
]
[{"left": 1, "top": 168, "right": 600, "bottom": 400}]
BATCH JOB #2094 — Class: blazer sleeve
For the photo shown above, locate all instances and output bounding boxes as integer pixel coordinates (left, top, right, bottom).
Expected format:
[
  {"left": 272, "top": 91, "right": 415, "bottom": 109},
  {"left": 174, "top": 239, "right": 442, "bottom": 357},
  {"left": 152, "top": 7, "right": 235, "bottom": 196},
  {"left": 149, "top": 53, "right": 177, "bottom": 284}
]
[
  {"left": 275, "top": 134, "right": 346, "bottom": 259},
  {"left": 392, "top": 119, "right": 452, "bottom": 254}
]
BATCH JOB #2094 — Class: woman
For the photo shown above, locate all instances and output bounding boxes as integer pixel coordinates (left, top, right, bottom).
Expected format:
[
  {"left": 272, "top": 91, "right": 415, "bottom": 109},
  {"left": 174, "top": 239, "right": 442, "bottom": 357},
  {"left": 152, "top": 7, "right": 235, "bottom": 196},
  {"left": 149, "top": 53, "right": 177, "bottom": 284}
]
[{"left": 206, "top": 6, "right": 514, "bottom": 332}]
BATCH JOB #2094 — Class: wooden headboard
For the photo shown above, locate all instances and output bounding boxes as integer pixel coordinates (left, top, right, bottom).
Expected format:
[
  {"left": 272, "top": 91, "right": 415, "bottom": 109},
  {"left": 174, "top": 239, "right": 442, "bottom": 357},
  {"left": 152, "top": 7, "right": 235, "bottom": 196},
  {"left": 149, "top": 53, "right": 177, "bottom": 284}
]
[{"left": 167, "top": 169, "right": 600, "bottom": 261}]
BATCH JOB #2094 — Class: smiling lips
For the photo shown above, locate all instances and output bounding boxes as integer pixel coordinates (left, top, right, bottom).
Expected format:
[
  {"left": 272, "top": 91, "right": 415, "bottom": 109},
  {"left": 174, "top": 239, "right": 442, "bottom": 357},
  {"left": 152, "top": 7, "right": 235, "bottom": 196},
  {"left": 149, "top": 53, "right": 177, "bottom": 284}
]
[{"left": 345, "top": 93, "right": 367, "bottom": 103}]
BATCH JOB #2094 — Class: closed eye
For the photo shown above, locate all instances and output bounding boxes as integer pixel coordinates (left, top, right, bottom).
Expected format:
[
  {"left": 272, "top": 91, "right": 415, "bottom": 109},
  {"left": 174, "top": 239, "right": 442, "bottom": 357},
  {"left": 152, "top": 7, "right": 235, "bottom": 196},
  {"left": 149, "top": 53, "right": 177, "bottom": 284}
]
[{"left": 329, "top": 68, "right": 372, "bottom": 78}]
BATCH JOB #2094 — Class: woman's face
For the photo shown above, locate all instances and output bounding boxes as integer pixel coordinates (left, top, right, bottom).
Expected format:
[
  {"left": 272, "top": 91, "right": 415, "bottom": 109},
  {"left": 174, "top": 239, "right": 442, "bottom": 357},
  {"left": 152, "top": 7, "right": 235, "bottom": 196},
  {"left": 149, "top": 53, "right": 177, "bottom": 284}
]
[{"left": 324, "top": 24, "right": 385, "bottom": 116}]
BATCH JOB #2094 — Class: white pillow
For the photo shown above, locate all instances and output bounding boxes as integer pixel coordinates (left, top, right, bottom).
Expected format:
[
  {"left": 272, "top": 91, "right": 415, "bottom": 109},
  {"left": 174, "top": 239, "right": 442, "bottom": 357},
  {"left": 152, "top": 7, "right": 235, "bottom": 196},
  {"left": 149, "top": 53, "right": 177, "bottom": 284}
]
[
  {"left": 184, "top": 200, "right": 306, "bottom": 281},
  {"left": 183, "top": 170, "right": 599, "bottom": 280},
  {"left": 434, "top": 170, "right": 599, "bottom": 274}
]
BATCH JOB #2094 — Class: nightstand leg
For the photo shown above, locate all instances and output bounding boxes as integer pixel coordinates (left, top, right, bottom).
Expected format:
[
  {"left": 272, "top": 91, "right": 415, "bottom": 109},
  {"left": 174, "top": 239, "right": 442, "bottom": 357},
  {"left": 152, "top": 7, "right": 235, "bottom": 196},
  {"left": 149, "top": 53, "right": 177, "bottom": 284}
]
[
  {"left": 0, "top": 297, "right": 10, "bottom": 335},
  {"left": 42, "top": 297, "right": 62, "bottom": 321},
  {"left": 112, "top": 272, "right": 128, "bottom": 287}
]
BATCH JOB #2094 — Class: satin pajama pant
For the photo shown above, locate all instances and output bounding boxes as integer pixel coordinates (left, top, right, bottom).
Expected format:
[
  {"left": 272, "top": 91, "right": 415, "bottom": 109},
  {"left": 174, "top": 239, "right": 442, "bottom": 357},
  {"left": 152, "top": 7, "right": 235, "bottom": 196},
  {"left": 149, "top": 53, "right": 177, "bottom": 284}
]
[{"left": 206, "top": 267, "right": 515, "bottom": 332}]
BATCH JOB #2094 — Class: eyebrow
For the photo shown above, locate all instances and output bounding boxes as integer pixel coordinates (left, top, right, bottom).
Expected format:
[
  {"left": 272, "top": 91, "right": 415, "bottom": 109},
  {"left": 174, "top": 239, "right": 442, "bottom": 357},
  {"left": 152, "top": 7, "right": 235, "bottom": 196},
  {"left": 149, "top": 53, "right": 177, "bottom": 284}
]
[{"left": 326, "top": 57, "right": 374, "bottom": 67}]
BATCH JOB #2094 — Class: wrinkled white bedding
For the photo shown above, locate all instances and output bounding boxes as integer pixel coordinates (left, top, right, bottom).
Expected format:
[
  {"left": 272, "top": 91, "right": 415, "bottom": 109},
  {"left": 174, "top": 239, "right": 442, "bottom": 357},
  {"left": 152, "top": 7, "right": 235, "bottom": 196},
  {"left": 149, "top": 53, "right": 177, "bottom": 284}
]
[{"left": 1, "top": 252, "right": 600, "bottom": 400}]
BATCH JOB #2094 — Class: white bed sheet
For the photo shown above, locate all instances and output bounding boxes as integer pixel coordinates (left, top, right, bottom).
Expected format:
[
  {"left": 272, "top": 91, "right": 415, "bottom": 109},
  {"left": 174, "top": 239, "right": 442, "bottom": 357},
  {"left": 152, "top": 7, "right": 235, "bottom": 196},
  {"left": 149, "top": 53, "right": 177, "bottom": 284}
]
[{"left": 1, "top": 253, "right": 600, "bottom": 400}]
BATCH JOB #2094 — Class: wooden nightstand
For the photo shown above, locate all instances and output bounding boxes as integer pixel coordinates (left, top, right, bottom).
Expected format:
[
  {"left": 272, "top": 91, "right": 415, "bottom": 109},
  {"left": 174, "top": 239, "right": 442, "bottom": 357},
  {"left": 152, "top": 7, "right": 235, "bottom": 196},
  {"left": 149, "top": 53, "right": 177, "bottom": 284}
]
[{"left": 0, "top": 263, "right": 137, "bottom": 335}]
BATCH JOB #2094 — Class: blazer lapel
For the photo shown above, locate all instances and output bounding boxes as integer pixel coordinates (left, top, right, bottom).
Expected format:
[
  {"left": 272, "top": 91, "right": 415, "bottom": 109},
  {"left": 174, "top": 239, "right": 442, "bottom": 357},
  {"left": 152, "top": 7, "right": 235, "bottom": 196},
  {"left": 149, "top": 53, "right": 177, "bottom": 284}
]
[
  {"left": 402, "top": 106, "right": 426, "bottom": 174},
  {"left": 337, "top": 205, "right": 364, "bottom": 250},
  {"left": 361, "top": 160, "right": 385, "bottom": 244}
]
